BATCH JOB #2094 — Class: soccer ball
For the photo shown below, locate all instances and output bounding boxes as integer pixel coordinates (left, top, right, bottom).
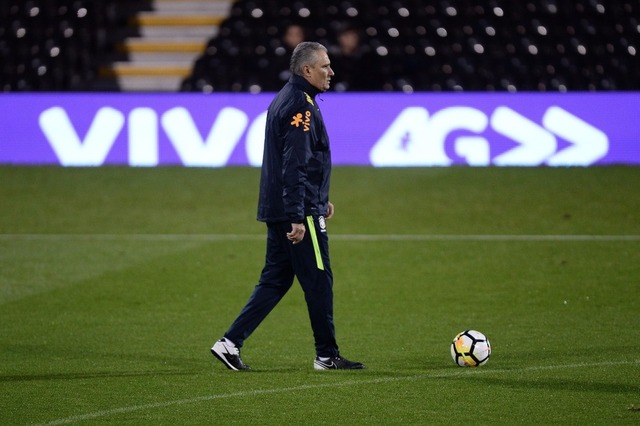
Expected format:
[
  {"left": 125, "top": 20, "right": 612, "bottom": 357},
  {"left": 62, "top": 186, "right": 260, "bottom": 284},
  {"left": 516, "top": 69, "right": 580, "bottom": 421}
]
[{"left": 450, "top": 330, "right": 491, "bottom": 367}]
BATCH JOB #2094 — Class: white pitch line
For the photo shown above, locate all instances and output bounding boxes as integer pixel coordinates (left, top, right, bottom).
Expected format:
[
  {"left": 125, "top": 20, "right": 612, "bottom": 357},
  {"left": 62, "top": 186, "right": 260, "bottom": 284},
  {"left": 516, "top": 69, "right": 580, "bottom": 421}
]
[
  {"left": 1, "top": 234, "right": 639, "bottom": 242},
  {"left": 38, "top": 360, "right": 639, "bottom": 426},
  {"left": 332, "top": 234, "right": 640, "bottom": 242},
  {"left": 0, "top": 234, "right": 263, "bottom": 242}
]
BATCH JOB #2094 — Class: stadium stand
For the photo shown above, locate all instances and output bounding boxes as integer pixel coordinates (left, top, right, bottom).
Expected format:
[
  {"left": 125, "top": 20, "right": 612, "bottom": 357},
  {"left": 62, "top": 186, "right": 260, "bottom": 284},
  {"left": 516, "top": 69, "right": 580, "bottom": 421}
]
[
  {"left": 106, "top": 0, "right": 231, "bottom": 91},
  {"left": 181, "top": 0, "right": 640, "bottom": 92},
  {"left": 0, "top": 0, "right": 149, "bottom": 91},
  {"left": 1, "top": 0, "right": 638, "bottom": 92}
]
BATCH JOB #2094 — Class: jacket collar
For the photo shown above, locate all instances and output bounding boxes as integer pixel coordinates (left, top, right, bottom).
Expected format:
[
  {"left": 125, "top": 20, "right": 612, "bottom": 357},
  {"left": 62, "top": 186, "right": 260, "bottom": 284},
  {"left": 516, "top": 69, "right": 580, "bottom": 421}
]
[{"left": 289, "top": 74, "right": 321, "bottom": 98}]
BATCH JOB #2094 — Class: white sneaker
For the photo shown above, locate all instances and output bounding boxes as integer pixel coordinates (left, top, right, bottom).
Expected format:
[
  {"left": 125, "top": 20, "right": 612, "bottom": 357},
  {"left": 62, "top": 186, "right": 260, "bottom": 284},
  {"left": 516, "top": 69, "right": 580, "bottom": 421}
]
[{"left": 211, "top": 338, "right": 250, "bottom": 371}]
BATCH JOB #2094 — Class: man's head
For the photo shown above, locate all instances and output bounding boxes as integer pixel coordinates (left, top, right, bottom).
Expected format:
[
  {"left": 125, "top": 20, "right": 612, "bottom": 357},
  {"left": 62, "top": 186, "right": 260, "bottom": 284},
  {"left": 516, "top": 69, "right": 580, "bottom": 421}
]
[{"left": 290, "top": 42, "right": 334, "bottom": 92}]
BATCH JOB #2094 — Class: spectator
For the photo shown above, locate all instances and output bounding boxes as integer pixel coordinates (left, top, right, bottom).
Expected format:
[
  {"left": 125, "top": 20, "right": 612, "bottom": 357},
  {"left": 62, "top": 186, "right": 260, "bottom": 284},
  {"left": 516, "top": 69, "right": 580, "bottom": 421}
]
[
  {"left": 265, "top": 23, "right": 307, "bottom": 91},
  {"left": 329, "top": 25, "right": 375, "bottom": 91}
]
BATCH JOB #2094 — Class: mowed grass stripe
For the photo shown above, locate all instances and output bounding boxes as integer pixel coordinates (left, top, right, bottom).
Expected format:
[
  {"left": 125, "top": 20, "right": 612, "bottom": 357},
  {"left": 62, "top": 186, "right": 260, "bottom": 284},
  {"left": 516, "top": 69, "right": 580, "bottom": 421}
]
[
  {"left": 38, "top": 360, "right": 640, "bottom": 426},
  {"left": 1, "top": 234, "right": 639, "bottom": 241}
]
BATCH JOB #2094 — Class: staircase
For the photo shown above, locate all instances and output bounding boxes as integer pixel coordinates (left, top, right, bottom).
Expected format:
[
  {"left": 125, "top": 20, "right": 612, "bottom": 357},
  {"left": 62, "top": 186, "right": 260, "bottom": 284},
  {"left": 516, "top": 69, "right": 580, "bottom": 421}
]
[{"left": 104, "top": 0, "right": 232, "bottom": 91}]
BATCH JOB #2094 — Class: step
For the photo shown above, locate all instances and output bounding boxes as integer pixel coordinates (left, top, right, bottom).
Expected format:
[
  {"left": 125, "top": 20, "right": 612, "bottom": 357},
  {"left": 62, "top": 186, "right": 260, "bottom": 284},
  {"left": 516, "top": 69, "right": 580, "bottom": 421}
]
[
  {"left": 103, "top": 62, "right": 192, "bottom": 77},
  {"left": 119, "top": 39, "right": 206, "bottom": 54},
  {"left": 126, "top": 51, "right": 200, "bottom": 63},
  {"left": 131, "top": 14, "right": 224, "bottom": 26},
  {"left": 152, "top": 0, "right": 232, "bottom": 14},
  {"left": 118, "top": 76, "right": 186, "bottom": 91},
  {"left": 137, "top": 25, "right": 219, "bottom": 39}
]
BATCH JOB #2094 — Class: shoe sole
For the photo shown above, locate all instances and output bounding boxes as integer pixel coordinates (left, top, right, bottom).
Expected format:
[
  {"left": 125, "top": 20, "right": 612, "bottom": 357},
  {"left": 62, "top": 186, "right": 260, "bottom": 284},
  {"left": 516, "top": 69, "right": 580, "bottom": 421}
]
[
  {"left": 314, "top": 360, "right": 365, "bottom": 370},
  {"left": 314, "top": 360, "right": 331, "bottom": 370}
]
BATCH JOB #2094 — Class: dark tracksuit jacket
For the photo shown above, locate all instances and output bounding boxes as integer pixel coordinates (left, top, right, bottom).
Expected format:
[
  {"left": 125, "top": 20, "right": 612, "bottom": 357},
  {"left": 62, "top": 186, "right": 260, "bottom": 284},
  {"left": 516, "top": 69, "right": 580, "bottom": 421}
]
[
  {"left": 225, "top": 74, "right": 339, "bottom": 357},
  {"left": 257, "top": 74, "right": 331, "bottom": 223}
]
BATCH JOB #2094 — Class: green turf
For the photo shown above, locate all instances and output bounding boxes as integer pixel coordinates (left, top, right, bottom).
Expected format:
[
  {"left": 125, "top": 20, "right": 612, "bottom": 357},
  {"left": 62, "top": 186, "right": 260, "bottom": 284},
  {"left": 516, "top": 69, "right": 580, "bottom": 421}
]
[{"left": 1, "top": 166, "right": 639, "bottom": 425}]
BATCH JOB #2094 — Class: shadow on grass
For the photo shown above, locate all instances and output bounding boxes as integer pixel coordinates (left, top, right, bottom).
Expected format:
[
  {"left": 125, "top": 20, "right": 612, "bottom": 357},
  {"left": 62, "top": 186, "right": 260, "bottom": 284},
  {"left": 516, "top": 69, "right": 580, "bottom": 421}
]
[
  {"left": 0, "top": 369, "right": 195, "bottom": 383},
  {"left": 447, "top": 375, "right": 640, "bottom": 395}
]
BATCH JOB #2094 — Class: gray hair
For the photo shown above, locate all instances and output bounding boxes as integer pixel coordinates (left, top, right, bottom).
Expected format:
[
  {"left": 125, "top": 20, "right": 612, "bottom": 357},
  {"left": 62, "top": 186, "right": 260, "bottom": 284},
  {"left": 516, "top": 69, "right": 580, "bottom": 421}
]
[{"left": 289, "top": 42, "right": 327, "bottom": 75}]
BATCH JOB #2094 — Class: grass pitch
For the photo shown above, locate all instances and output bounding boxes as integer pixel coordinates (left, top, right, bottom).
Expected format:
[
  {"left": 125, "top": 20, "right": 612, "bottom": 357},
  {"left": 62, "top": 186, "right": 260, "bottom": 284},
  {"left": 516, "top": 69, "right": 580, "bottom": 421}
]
[{"left": 1, "top": 166, "right": 639, "bottom": 425}]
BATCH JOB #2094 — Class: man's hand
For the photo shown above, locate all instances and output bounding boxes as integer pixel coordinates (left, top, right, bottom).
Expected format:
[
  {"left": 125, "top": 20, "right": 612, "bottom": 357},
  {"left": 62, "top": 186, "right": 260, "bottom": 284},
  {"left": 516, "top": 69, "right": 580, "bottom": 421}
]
[
  {"left": 287, "top": 223, "right": 306, "bottom": 244},
  {"left": 326, "top": 202, "right": 335, "bottom": 220}
]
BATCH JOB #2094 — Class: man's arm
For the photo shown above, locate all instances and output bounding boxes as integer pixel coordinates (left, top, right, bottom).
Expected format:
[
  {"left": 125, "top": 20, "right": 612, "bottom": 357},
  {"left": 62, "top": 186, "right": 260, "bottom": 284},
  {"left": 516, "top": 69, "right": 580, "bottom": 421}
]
[{"left": 282, "top": 103, "right": 312, "bottom": 224}]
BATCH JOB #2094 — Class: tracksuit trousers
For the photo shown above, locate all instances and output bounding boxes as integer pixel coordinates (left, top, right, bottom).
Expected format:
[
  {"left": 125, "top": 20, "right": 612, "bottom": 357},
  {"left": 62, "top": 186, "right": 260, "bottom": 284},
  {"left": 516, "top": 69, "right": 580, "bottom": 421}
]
[{"left": 224, "top": 216, "right": 339, "bottom": 358}]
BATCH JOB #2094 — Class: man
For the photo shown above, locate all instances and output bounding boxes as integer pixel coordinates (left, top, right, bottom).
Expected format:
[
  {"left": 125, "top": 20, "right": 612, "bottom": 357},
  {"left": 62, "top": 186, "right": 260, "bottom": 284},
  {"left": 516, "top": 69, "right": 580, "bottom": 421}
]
[{"left": 211, "top": 42, "right": 365, "bottom": 371}]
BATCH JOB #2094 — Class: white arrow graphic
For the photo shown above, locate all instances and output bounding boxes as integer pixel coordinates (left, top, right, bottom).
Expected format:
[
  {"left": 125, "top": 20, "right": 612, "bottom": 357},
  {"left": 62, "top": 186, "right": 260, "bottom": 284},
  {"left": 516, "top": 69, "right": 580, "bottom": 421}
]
[
  {"left": 491, "top": 106, "right": 557, "bottom": 166},
  {"left": 543, "top": 106, "right": 609, "bottom": 166}
]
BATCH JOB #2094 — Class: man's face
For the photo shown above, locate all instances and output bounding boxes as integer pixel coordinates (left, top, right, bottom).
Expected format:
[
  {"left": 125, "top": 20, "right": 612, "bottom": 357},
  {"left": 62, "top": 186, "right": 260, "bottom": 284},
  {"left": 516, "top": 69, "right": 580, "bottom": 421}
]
[{"left": 303, "top": 50, "right": 334, "bottom": 92}]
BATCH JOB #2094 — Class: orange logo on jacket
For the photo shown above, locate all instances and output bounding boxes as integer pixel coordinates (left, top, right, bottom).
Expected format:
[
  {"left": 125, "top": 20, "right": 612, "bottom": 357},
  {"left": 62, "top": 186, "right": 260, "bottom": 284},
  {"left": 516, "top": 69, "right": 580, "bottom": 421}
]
[{"left": 290, "top": 110, "right": 312, "bottom": 132}]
